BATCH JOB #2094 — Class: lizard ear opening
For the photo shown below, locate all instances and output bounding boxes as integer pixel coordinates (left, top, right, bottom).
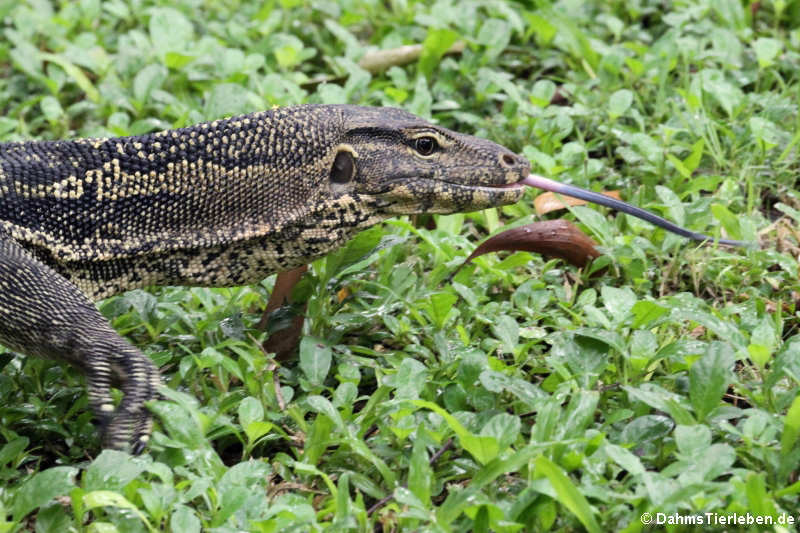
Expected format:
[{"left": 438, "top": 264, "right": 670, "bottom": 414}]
[{"left": 330, "top": 150, "right": 356, "bottom": 184}]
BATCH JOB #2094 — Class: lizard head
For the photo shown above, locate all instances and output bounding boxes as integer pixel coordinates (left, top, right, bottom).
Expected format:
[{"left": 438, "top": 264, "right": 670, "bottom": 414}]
[{"left": 327, "top": 105, "right": 529, "bottom": 215}]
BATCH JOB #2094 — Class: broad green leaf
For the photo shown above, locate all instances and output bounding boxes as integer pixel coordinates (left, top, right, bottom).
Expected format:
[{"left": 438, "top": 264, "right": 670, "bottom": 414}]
[
  {"left": 395, "top": 358, "right": 427, "bottom": 400},
  {"left": 40, "top": 96, "right": 63, "bottom": 122},
  {"left": 419, "top": 28, "right": 458, "bottom": 77},
  {"left": 133, "top": 64, "right": 167, "bottom": 103},
  {"left": 171, "top": 506, "right": 201, "bottom": 533},
  {"left": 748, "top": 316, "right": 778, "bottom": 368},
  {"left": 84, "top": 450, "right": 148, "bottom": 491},
  {"left": 630, "top": 301, "right": 668, "bottom": 328},
  {"left": 480, "top": 413, "right": 521, "bottom": 452},
  {"left": 40, "top": 53, "right": 100, "bottom": 102},
  {"left": 204, "top": 83, "right": 256, "bottom": 120},
  {"left": 0, "top": 437, "right": 28, "bottom": 466},
  {"left": 83, "top": 491, "right": 154, "bottom": 531},
  {"left": 710, "top": 203, "right": 741, "bottom": 240},
  {"left": 491, "top": 315, "right": 519, "bottom": 354},
  {"left": 781, "top": 395, "right": 800, "bottom": 456},
  {"left": 689, "top": 342, "right": 734, "bottom": 421},
  {"left": 684, "top": 138, "right": 705, "bottom": 173},
  {"left": 211, "top": 486, "right": 248, "bottom": 527},
  {"left": 608, "top": 89, "right": 633, "bottom": 119},
  {"left": 413, "top": 400, "right": 499, "bottom": 464},
  {"left": 674, "top": 424, "right": 711, "bottom": 456},
  {"left": 655, "top": 185, "right": 685, "bottom": 227},
  {"left": 149, "top": 7, "right": 194, "bottom": 54},
  {"left": 11, "top": 467, "right": 77, "bottom": 521},
  {"left": 601, "top": 286, "right": 636, "bottom": 325},
  {"left": 427, "top": 291, "right": 458, "bottom": 329},
  {"left": 535, "top": 456, "right": 601, "bottom": 533},
  {"left": 753, "top": 37, "right": 783, "bottom": 68},
  {"left": 603, "top": 444, "right": 644, "bottom": 476},
  {"left": 476, "top": 19, "right": 510, "bottom": 60},
  {"left": 238, "top": 397, "right": 264, "bottom": 428},
  {"left": 408, "top": 436, "right": 432, "bottom": 506},
  {"left": 750, "top": 117, "right": 783, "bottom": 150},
  {"left": 299, "top": 336, "right": 332, "bottom": 386}
]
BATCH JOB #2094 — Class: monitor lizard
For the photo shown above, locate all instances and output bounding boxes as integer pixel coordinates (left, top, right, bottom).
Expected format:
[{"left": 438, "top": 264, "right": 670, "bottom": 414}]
[{"left": 0, "top": 104, "right": 742, "bottom": 452}]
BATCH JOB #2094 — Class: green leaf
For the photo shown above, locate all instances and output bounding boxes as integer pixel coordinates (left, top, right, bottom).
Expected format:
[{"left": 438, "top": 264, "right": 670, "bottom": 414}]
[
  {"left": 0, "top": 437, "right": 28, "bottom": 466},
  {"left": 700, "top": 69, "right": 743, "bottom": 118},
  {"left": 164, "top": 52, "right": 195, "bottom": 69},
  {"left": 40, "top": 53, "right": 100, "bottom": 103},
  {"left": 603, "top": 443, "right": 644, "bottom": 477},
  {"left": 299, "top": 336, "right": 332, "bottom": 386},
  {"left": 238, "top": 396, "right": 264, "bottom": 428},
  {"left": 149, "top": 389, "right": 207, "bottom": 449},
  {"left": 40, "top": 96, "right": 63, "bottom": 122},
  {"left": 476, "top": 19, "right": 510, "bottom": 60},
  {"left": 534, "top": 456, "right": 601, "bottom": 533},
  {"left": 149, "top": 7, "right": 194, "bottom": 55},
  {"left": 204, "top": 83, "right": 256, "bottom": 119},
  {"left": 674, "top": 424, "right": 711, "bottom": 456},
  {"left": 608, "top": 89, "right": 633, "bottom": 119},
  {"left": 11, "top": 467, "right": 77, "bottom": 521},
  {"left": 133, "top": 64, "right": 167, "bottom": 103},
  {"left": 630, "top": 301, "right": 669, "bottom": 328},
  {"left": 666, "top": 153, "right": 691, "bottom": 179},
  {"left": 655, "top": 185, "right": 685, "bottom": 227},
  {"left": 750, "top": 117, "right": 783, "bottom": 150},
  {"left": 689, "top": 342, "right": 734, "bottom": 421},
  {"left": 491, "top": 315, "right": 519, "bottom": 354},
  {"left": 780, "top": 395, "right": 800, "bottom": 456},
  {"left": 710, "top": 203, "right": 741, "bottom": 240},
  {"left": 748, "top": 316, "right": 777, "bottom": 368},
  {"left": 419, "top": 28, "right": 458, "bottom": 77},
  {"left": 170, "top": 506, "right": 201, "bottom": 533},
  {"left": 395, "top": 358, "right": 427, "bottom": 400},
  {"left": 412, "top": 400, "right": 499, "bottom": 464},
  {"left": 83, "top": 450, "right": 148, "bottom": 491},
  {"left": 745, "top": 472, "right": 777, "bottom": 518},
  {"left": 480, "top": 413, "right": 521, "bottom": 452},
  {"left": 601, "top": 286, "right": 636, "bottom": 325},
  {"left": 683, "top": 139, "right": 705, "bottom": 173},
  {"left": 212, "top": 486, "right": 248, "bottom": 527},
  {"left": 83, "top": 491, "right": 154, "bottom": 532},
  {"left": 753, "top": 37, "right": 783, "bottom": 68},
  {"left": 408, "top": 436, "right": 432, "bottom": 506},
  {"left": 427, "top": 291, "right": 458, "bottom": 329}
]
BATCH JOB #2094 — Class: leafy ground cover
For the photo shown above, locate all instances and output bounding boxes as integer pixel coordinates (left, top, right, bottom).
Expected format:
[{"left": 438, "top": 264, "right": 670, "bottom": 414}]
[{"left": 1, "top": 0, "right": 799, "bottom": 531}]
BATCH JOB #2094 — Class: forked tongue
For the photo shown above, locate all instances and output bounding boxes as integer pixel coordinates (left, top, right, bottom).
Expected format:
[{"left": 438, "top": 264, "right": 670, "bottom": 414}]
[{"left": 520, "top": 174, "right": 753, "bottom": 248}]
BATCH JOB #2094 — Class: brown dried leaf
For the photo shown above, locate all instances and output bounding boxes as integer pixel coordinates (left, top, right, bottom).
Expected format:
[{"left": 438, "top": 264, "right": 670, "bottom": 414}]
[
  {"left": 259, "top": 265, "right": 308, "bottom": 361},
  {"left": 454, "top": 220, "right": 600, "bottom": 277},
  {"left": 534, "top": 190, "right": 621, "bottom": 215}
]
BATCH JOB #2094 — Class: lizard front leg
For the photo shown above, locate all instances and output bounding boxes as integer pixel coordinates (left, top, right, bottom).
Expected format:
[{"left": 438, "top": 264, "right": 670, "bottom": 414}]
[{"left": 0, "top": 234, "right": 160, "bottom": 452}]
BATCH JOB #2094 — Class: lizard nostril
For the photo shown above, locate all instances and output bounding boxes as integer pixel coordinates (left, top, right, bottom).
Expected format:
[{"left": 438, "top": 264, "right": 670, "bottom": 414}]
[{"left": 500, "top": 153, "right": 517, "bottom": 168}]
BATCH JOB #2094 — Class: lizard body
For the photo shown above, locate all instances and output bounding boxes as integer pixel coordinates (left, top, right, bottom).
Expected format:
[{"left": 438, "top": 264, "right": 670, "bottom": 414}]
[{"left": 0, "top": 104, "right": 529, "bottom": 450}]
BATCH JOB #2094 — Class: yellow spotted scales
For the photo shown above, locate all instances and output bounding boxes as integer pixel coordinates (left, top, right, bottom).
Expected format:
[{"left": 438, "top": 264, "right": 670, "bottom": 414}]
[{"left": 0, "top": 104, "right": 529, "bottom": 452}]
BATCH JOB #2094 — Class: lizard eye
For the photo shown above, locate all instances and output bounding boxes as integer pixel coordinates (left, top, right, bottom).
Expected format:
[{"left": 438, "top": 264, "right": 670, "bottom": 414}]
[
  {"left": 330, "top": 150, "right": 355, "bottom": 183},
  {"left": 414, "top": 136, "right": 438, "bottom": 156}
]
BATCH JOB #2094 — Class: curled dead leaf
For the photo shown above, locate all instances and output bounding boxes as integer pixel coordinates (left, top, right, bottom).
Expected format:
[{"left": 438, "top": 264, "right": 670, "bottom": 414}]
[
  {"left": 451, "top": 219, "right": 601, "bottom": 279},
  {"left": 259, "top": 265, "right": 308, "bottom": 360}
]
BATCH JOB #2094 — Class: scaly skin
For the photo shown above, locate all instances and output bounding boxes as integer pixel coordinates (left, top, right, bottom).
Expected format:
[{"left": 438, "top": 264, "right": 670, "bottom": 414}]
[{"left": 0, "top": 104, "right": 529, "bottom": 451}]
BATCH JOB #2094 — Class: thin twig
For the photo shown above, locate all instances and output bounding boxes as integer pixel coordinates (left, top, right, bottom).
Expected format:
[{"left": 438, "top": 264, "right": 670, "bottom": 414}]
[{"left": 367, "top": 438, "right": 454, "bottom": 516}]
